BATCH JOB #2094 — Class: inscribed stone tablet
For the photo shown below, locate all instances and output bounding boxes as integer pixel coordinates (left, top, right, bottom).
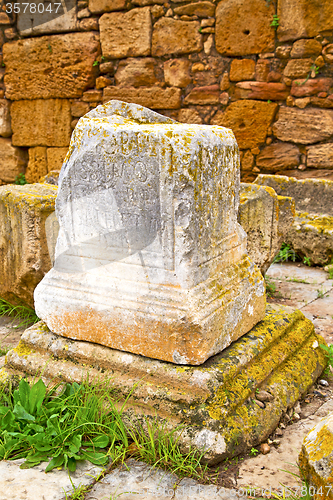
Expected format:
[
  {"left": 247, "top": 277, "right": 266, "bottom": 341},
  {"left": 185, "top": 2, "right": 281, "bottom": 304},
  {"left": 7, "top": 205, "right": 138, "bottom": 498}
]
[{"left": 34, "top": 100, "right": 265, "bottom": 365}]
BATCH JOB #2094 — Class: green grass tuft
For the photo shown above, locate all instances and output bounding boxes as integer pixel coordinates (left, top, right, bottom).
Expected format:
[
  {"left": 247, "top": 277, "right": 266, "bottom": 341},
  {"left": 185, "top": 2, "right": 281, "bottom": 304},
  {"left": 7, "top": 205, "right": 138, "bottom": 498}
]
[{"left": 0, "top": 297, "right": 40, "bottom": 329}]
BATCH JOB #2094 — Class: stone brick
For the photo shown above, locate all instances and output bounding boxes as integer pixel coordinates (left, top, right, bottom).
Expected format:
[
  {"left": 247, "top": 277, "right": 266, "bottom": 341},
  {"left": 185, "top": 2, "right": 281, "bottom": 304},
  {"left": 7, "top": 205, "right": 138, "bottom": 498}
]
[
  {"left": 26, "top": 147, "right": 48, "bottom": 183},
  {"left": 235, "top": 82, "right": 289, "bottom": 100},
  {"left": 152, "top": 18, "right": 202, "bottom": 57},
  {"left": 0, "top": 99, "right": 11, "bottom": 137},
  {"left": 78, "top": 18, "right": 99, "bottom": 31},
  {"left": 3, "top": 33, "right": 100, "bottom": 100},
  {"left": 99, "top": 61, "right": 115, "bottom": 75},
  {"left": 323, "top": 44, "right": 333, "bottom": 64},
  {"left": 283, "top": 59, "right": 314, "bottom": 79},
  {"left": 276, "top": 45, "right": 292, "bottom": 59},
  {"left": 291, "top": 78, "right": 333, "bottom": 97},
  {"left": 173, "top": 1, "right": 215, "bottom": 17},
  {"left": 71, "top": 101, "right": 90, "bottom": 118},
  {"left": 255, "top": 59, "right": 270, "bottom": 82},
  {"left": 103, "top": 86, "right": 181, "bottom": 109},
  {"left": 295, "top": 97, "right": 310, "bottom": 108},
  {"left": 241, "top": 150, "right": 254, "bottom": 171},
  {"left": 211, "top": 100, "right": 277, "bottom": 149},
  {"left": 307, "top": 144, "right": 333, "bottom": 169},
  {"left": 47, "top": 148, "right": 68, "bottom": 172},
  {"left": 115, "top": 58, "right": 157, "bottom": 88},
  {"left": 290, "top": 39, "right": 322, "bottom": 58},
  {"left": 11, "top": 99, "right": 72, "bottom": 147},
  {"left": 100, "top": 8, "right": 151, "bottom": 59},
  {"left": 311, "top": 96, "right": 333, "bottom": 109},
  {"left": 178, "top": 108, "right": 203, "bottom": 124},
  {"left": 89, "top": 0, "right": 126, "bottom": 14},
  {"left": 0, "top": 138, "right": 27, "bottom": 183},
  {"left": 184, "top": 85, "right": 219, "bottom": 105},
  {"left": 95, "top": 76, "right": 112, "bottom": 89},
  {"left": 82, "top": 90, "right": 102, "bottom": 102},
  {"left": 216, "top": 0, "right": 275, "bottom": 56},
  {"left": 256, "top": 143, "right": 300, "bottom": 172},
  {"left": 164, "top": 59, "right": 191, "bottom": 88},
  {"left": 229, "top": 59, "right": 255, "bottom": 82},
  {"left": 132, "top": 0, "right": 164, "bottom": 5},
  {"left": 219, "top": 72, "right": 230, "bottom": 90},
  {"left": 277, "top": 0, "right": 333, "bottom": 42},
  {"left": 0, "top": 183, "right": 57, "bottom": 306},
  {"left": 273, "top": 107, "right": 333, "bottom": 144}
]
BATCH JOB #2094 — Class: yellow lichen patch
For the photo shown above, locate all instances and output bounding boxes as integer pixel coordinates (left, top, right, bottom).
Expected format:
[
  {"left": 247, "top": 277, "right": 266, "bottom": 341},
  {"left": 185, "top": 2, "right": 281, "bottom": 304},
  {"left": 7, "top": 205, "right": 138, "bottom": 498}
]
[{"left": 13, "top": 340, "right": 32, "bottom": 357}]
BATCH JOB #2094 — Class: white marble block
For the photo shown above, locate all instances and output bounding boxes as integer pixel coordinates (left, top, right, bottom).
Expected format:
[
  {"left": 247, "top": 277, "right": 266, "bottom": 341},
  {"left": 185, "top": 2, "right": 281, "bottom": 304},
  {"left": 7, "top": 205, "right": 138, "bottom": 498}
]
[{"left": 34, "top": 100, "right": 265, "bottom": 365}]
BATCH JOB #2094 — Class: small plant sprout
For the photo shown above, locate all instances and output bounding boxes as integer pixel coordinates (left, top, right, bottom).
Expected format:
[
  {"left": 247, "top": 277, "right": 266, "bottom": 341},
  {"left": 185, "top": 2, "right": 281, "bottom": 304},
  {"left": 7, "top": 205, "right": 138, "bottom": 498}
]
[
  {"left": 273, "top": 243, "right": 300, "bottom": 264},
  {"left": 317, "top": 289, "right": 326, "bottom": 299},
  {"left": 14, "top": 173, "right": 27, "bottom": 185},
  {"left": 0, "top": 297, "right": 40, "bottom": 328},
  {"left": 250, "top": 447, "right": 259, "bottom": 456},
  {"left": 265, "top": 276, "right": 276, "bottom": 297},
  {"left": 270, "top": 14, "right": 279, "bottom": 29},
  {"left": 303, "top": 256, "right": 311, "bottom": 266}
]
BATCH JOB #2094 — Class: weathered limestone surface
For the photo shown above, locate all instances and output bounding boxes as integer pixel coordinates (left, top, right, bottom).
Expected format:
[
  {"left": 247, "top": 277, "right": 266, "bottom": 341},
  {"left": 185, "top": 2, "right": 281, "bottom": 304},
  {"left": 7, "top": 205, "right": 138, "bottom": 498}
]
[
  {"left": 99, "top": 8, "right": 151, "bottom": 59},
  {"left": 3, "top": 33, "right": 100, "bottom": 100},
  {"left": 211, "top": 100, "right": 277, "bottom": 149},
  {"left": 0, "top": 99, "right": 11, "bottom": 138},
  {"left": 5, "top": 308, "right": 326, "bottom": 462},
  {"left": 273, "top": 108, "right": 333, "bottom": 145},
  {"left": 34, "top": 100, "right": 265, "bottom": 366},
  {"left": 103, "top": 87, "right": 181, "bottom": 109},
  {"left": 152, "top": 18, "right": 203, "bottom": 57},
  {"left": 11, "top": 99, "right": 72, "bottom": 147},
  {"left": 0, "top": 184, "right": 57, "bottom": 307},
  {"left": 277, "top": 0, "right": 333, "bottom": 42},
  {"left": 0, "top": 458, "right": 102, "bottom": 500},
  {"left": 299, "top": 413, "right": 333, "bottom": 497},
  {"left": 239, "top": 183, "right": 285, "bottom": 275},
  {"left": 0, "top": 138, "right": 27, "bottom": 184},
  {"left": 215, "top": 0, "right": 275, "bottom": 56},
  {"left": 255, "top": 174, "right": 333, "bottom": 265}
]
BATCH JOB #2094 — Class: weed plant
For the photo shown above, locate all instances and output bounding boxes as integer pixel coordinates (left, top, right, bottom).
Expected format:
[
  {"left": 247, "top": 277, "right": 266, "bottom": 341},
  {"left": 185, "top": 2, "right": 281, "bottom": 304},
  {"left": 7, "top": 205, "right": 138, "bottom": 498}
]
[
  {"left": 273, "top": 244, "right": 300, "bottom": 264},
  {"left": 0, "top": 377, "right": 207, "bottom": 481},
  {"left": 265, "top": 276, "right": 276, "bottom": 297},
  {"left": 0, "top": 297, "right": 40, "bottom": 329}
]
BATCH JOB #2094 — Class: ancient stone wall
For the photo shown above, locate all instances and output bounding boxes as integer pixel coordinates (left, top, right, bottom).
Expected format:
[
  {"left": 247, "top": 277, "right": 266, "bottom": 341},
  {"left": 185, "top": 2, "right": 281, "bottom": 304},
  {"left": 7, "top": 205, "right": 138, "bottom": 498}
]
[{"left": 0, "top": 0, "right": 332, "bottom": 184}]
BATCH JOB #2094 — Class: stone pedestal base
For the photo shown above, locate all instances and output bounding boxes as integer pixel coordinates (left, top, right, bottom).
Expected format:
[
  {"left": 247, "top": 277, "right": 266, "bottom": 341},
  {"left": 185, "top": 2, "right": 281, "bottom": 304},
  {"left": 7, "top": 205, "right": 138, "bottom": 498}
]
[{"left": 3, "top": 307, "right": 326, "bottom": 464}]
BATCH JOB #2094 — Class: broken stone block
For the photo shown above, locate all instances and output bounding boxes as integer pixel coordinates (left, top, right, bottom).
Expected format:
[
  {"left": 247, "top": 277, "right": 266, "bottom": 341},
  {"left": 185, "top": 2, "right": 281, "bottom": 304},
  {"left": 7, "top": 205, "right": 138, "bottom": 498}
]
[
  {"left": 239, "top": 183, "right": 294, "bottom": 275},
  {"left": 34, "top": 100, "right": 265, "bottom": 366},
  {"left": 173, "top": 1, "right": 215, "bottom": 17},
  {"left": 229, "top": 59, "right": 256, "bottom": 82},
  {"left": 0, "top": 138, "right": 27, "bottom": 184},
  {"left": 5, "top": 307, "right": 326, "bottom": 463},
  {"left": 11, "top": 99, "right": 72, "bottom": 147},
  {"left": 0, "top": 183, "right": 57, "bottom": 307},
  {"left": 3, "top": 33, "right": 100, "bottom": 100},
  {"left": 215, "top": 0, "right": 275, "bottom": 56},
  {"left": 235, "top": 82, "right": 289, "bottom": 101},
  {"left": 256, "top": 143, "right": 300, "bottom": 172},
  {"left": 184, "top": 85, "right": 219, "bottom": 105},
  {"left": 254, "top": 174, "right": 333, "bottom": 265},
  {"left": 299, "top": 413, "right": 333, "bottom": 496},
  {"left": 290, "top": 39, "right": 323, "bottom": 58},
  {"left": 291, "top": 78, "right": 333, "bottom": 98},
  {"left": 99, "top": 8, "right": 151, "bottom": 59}
]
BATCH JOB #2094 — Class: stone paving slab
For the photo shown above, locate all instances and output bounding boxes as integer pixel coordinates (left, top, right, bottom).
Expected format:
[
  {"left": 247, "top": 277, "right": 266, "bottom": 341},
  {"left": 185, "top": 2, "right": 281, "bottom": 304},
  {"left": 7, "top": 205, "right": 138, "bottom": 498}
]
[
  {"left": 267, "top": 262, "right": 329, "bottom": 285},
  {"left": 237, "top": 399, "right": 333, "bottom": 493},
  {"left": 86, "top": 460, "right": 238, "bottom": 500},
  {"left": 0, "top": 459, "right": 103, "bottom": 500}
]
